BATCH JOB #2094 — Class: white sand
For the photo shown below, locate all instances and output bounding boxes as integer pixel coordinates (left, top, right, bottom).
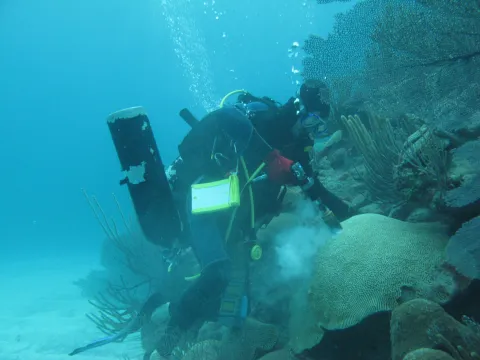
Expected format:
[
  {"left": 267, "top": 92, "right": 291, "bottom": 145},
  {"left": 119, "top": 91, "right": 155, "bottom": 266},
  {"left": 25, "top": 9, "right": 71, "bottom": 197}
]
[{"left": 0, "top": 256, "right": 143, "bottom": 360}]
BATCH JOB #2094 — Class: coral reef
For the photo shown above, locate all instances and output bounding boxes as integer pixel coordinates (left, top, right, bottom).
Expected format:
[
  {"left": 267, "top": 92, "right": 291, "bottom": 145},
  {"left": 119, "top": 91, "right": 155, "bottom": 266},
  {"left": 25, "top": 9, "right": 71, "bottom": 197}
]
[
  {"left": 217, "top": 317, "right": 279, "bottom": 360},
  {"left": 340, "top": 113, "right": 405, "bottom": 203},
  {"left": 304, "top": 1, "right": 480, "bottom": 129},
  {"left": 446, "top": 216, "right": 480, "bottom": 280},
  {"left": 311, "top": 111, "right": 450, "bottom": 223},
  {"left": 176, "top": 340, "right": 221, "bottom": 360},
  {"left": 390, "top": 299, "right": 480, "bottom": 360},
  {"left": 445, "top": 140, "right": 480, "bottom": 209},
  {"left": 403, "top": 349, "right": 455, "bottom": 360},
  {"left": 302, "top": 0, "right": 381, "bottom": 105},
  {"left": 304, "top": 0, "right": 480, "bottom": 228},
  {"left": 149, "top": 317, "right": 279, "bottom": 360},
  {"left": 305, "top": 0, "right": 480, "bottom": 197},
  {"left": 297, "top": 0, "right": 480, "bottom": 352},
  {"left": 366, "top": 1, "right": 480, "bottom": 129},
  {"left": 339, "top": 113, "right": 447, "bottom": 207},
  {"left": 256, "top": 349, "right": 295, "bottom": 360}
]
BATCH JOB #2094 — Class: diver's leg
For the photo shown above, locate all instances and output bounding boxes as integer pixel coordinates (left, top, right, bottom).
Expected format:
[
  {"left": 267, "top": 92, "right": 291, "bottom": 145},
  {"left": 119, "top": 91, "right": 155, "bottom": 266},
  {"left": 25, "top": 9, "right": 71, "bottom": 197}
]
[
  {"left": 157, "top": 210, "right": 231, "bottom": 356},
  {"left": 171, "top": 209, "right": 232, "bottom": 328},
  {"left": 169, "top": 259, "right": 231, "bottom": 329}
]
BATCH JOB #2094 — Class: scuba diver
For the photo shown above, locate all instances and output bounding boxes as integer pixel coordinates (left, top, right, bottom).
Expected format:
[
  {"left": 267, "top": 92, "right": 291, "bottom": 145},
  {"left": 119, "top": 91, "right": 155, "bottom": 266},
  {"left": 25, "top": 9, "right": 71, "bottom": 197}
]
[{"left": 100, "top": 79, "right": 352, "bottom": 358}]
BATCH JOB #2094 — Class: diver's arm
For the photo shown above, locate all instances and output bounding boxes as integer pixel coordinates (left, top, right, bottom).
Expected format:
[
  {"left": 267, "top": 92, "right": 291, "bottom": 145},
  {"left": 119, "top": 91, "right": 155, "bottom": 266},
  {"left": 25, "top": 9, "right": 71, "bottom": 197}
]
[
  {"left": 288, "top": 142, "right": 325, "bottom": 201},
  {"left": 278, "top": 97, "right": 300, "bottom": 129},
  {"left": 289, "top": 136, "right": 351, "bottom": 221},
  {"left": 264, "top": 145, "right": 332, "bottom": 210}
]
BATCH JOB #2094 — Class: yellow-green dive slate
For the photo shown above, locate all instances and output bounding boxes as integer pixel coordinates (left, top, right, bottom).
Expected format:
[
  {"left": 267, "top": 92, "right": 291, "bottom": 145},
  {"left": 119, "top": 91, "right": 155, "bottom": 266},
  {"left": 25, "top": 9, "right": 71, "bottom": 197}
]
[{"left": 191, "top": 174, "right": 240, "bottom": 214}]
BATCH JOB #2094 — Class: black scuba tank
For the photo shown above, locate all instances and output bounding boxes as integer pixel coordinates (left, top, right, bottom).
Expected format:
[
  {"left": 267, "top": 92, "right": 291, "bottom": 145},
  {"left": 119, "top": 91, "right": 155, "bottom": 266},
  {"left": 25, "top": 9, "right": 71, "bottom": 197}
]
[{"left": 106, "top": 106, "right": 182, "bottom": 248}]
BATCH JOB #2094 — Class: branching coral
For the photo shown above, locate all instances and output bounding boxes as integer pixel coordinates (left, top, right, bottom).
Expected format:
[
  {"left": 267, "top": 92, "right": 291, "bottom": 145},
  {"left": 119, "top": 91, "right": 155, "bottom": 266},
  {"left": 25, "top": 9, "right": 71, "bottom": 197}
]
[
  {"left": 85, "top": 280, "right": 140, "bottom": 337},
  {"left": 340, "top": 113, "right": 447, "bottom": 206},
  {"left": 302, "top": 0, "right": 382, "bottom": 105},
  {"left": 77, "top": 190, "right": 170, "bottom": 339},
  {"left": 341, "top": 113, "right": 404, "bottom": 202},
  {"left": 361, "top": 0, "right": 480, "bottom": 129},
  {"left": 303, "top": 0, "right": 480, "bottom": 133},
  {"left": 82, "top": 189, "right": 166, "bottom": 279}
]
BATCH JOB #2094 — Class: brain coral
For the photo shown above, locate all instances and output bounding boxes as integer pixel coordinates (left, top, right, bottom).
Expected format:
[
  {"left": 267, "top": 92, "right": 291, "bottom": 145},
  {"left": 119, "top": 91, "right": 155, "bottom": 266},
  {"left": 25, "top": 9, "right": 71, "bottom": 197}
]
[{"left": 292, "top": 213, "right": 457, "bottom": 351}]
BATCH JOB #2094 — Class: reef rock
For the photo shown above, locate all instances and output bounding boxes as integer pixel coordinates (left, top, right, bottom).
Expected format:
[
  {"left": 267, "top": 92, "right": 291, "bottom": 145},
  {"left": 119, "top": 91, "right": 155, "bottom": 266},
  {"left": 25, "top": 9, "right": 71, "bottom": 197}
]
[
  {"left": 358, "top": 202, "right": 385, "bottom": 215},
  {"left": 257, "top": 348, "right": 296, "bottom": 360},
  {"left": 403, "top": 348, "right": 455, "bottom": 360},
  {"left": 391, "top": 299, "right": 480, "bottom": 360}
]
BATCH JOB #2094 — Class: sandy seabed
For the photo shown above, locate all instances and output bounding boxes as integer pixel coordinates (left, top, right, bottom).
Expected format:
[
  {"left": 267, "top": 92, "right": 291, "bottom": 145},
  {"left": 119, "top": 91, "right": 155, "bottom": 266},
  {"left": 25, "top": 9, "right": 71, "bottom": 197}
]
[{"left": 0, "top": 256, "right": 143, "bottom": 360}]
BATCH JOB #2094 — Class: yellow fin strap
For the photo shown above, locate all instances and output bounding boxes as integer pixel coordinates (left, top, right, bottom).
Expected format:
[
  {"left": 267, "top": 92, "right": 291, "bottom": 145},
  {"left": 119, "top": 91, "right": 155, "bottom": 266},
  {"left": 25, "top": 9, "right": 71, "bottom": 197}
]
[{"left": 184, "top": 273, "right": 201, "bottom": 281}]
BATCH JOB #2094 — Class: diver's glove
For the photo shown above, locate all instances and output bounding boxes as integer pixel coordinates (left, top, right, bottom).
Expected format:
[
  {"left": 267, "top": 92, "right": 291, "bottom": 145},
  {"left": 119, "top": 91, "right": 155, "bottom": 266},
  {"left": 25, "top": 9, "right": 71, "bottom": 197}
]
[
  {"left": 264, "top": 149, "right": 296, "bottom": 185},
  {"left": 264, "top": 150, "right": 313, "bottom": 189}
]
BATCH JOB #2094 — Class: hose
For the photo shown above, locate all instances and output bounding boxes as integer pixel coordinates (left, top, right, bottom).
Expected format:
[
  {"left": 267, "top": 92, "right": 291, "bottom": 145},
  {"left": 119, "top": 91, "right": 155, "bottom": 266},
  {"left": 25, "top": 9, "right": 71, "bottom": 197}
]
[{"left": 219, "top": 89, "right": 247, "bottom": 108}]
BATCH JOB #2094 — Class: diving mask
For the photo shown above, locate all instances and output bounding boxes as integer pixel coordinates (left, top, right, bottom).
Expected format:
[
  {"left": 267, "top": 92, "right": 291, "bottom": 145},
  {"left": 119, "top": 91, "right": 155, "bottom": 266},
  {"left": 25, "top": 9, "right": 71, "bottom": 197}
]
[{"left": 301, "top": 112, "right": 329, "bottom": 140}]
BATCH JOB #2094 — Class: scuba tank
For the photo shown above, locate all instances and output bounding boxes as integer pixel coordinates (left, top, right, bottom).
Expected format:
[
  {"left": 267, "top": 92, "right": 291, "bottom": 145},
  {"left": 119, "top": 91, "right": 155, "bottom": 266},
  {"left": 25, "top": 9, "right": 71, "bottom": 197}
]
[{"left": 106, "top": 106, "right": 182, "bottom": 248}]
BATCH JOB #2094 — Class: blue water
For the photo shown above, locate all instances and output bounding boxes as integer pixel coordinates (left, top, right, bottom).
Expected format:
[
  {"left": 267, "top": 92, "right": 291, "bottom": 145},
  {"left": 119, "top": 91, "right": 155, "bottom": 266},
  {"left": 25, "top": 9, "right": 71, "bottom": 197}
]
[
  {"left": 0, "top": 1, "right": 356, "bottom": 358},
  {"left": 0, "top": 0, "right": 356, "bottom": 259}
]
